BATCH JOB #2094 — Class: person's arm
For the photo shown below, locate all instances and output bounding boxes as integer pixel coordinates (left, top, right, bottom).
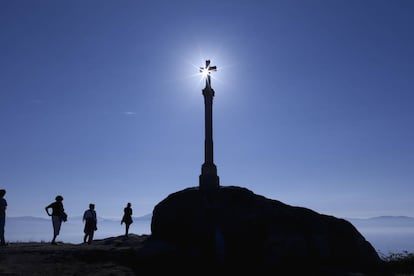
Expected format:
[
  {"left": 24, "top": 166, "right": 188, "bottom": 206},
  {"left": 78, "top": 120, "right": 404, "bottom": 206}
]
[{"left": 45, "top": 204, "right": 52, "bottom": 216}]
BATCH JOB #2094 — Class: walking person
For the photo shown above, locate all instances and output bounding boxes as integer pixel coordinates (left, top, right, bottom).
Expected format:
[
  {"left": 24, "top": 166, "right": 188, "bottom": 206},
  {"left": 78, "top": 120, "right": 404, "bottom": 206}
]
[
  {"left": 121, "top": 202, "right": 133, "bottom": 238},
  {"left": 0, "top": 189, "right": 7, "bottom": 246},
  {"left": 45, "top": 195, "right": 65, "bottom": 245},
  {"left": 83, "top": 203, "right": 97, "bottom": 244}
]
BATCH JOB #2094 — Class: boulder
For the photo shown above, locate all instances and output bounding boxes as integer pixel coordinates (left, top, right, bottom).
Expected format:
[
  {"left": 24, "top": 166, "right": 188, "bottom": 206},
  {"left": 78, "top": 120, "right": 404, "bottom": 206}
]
[{"left": 147, "top": 185, "right": 382, "bottom": 274}]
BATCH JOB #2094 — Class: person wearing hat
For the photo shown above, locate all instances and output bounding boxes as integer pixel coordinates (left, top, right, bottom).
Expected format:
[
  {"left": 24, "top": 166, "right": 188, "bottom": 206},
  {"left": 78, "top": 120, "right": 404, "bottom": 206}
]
[
  {"left": 0, "top": 189, "right": 7, "bottom": 246},
  {"left": 45, "top": 195, "right": 65, "bottom": 245}
]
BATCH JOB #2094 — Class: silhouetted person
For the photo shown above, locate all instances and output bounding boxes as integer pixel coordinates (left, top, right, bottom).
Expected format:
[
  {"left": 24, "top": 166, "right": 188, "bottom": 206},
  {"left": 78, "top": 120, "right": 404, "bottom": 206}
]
[
  {"left": 83, "top": 203, "right": 97, "bottom": 244},
  {"left": 121, "top": 202, "right": 133, "bottom": 237},
  {"left": 0, "top": 189, "right": 7, "bottom": 246},
  {"left": 45, "top": 195, "right": 65, "bottom": 245}
]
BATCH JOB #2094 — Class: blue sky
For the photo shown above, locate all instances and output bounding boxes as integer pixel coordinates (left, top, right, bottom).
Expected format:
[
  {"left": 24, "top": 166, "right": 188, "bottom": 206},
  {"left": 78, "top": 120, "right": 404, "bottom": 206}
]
[{"left": 1, "top": 0, "right": 413, "bottom": 219}]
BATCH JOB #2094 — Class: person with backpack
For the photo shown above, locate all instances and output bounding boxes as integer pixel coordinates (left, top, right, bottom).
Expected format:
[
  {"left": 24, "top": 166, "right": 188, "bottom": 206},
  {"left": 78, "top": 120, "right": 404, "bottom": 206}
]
[{"left": 45, "top": 195, "right": 65, "bottom": 245}]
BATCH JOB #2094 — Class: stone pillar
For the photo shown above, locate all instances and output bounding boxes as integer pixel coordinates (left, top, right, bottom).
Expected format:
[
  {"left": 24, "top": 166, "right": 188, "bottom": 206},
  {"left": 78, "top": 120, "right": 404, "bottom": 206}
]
[{"left": 199, "top": 82, "right": 219, "bottom": 192}]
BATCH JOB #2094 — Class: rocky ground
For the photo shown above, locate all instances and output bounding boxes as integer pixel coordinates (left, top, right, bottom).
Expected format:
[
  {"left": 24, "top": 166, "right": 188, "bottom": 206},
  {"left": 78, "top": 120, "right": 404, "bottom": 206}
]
[{"left": 0, "top": 234, "right": 148, "bottom": 276}]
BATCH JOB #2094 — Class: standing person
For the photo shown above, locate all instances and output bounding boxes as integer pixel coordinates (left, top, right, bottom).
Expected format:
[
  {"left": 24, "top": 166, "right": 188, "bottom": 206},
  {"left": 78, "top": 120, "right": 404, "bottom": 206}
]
[
  {"left": 121, "top": 202, "right": 133, "bottom": 238},
  {"left": 0, "top": 189, "right": 7, "bottom": 246},
  {"left": 45, "top": 195, "right": 65, "bottom": 245},
  {"left": 83, "top": 203, "right": 97, "bottom": 244}
]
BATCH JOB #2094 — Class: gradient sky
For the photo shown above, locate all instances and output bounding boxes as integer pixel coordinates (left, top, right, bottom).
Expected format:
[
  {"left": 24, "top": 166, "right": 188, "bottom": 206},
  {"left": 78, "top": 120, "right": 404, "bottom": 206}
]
[{"left": 1, "top": 0, "right": 413, "bottom": 219}]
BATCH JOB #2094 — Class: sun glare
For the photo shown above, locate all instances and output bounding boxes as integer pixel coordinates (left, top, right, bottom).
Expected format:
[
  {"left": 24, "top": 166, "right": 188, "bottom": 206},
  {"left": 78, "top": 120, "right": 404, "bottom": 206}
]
[
  {"left": 200, "top": 67, "right": 210, "bottom": 78},
  {"left": 186, "top": 59, "right": 222, "bottom": 88}
]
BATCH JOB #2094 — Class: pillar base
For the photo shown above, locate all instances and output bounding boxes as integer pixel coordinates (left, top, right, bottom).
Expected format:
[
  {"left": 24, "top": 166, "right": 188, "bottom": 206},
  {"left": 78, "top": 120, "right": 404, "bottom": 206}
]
[{"left": 199, "top": 174, "right": 220, "bottom": 192}]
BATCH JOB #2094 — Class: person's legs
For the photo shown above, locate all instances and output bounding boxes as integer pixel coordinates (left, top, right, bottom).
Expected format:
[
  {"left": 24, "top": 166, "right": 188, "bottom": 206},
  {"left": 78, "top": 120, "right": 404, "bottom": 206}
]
[
  {"left": 51, "top": 222, "right": 57, "bottom": 243},
  {"left": 51, "top": 216, "right": 61, "bottom": 244},
  {"left": 125, "top": 224, "right": 129, "bottom": 236},
  {"left": 0, "top": 216, "right": 5, "bottom": 245},
  {"left": 88, "top": 231, "right": 94, "bottom": 244}
]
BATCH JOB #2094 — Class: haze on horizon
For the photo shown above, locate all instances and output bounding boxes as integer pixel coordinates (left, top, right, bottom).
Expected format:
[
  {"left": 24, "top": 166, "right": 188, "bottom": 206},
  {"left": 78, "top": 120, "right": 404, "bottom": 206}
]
[{"left": 1, "top": 0, "right": 413, "bottom": 220}]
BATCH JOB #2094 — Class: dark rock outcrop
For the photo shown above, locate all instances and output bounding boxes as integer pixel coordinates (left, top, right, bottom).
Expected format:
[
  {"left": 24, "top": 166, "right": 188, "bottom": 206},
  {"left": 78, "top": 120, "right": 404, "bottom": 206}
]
[{"left": 144, "top": 185, "right": 383, "bottom": 274}]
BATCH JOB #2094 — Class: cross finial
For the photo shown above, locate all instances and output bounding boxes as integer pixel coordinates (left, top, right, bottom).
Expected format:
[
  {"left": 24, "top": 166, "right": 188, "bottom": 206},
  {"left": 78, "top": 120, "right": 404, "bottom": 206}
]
[{"left": 200, "top": 60, "right": 217, "bottom": 89}]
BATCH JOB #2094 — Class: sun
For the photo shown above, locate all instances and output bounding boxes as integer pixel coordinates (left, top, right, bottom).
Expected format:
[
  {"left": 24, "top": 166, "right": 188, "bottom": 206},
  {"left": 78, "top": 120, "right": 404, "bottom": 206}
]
[
  {"left": 200, "top": 67, "right": 210, "bottom": 79},
  {"left": 187, "top": 59, "right": 220, "bottom": 88},
  {"left": 199, "top": 60, "right": 217, "bottom": 86}
]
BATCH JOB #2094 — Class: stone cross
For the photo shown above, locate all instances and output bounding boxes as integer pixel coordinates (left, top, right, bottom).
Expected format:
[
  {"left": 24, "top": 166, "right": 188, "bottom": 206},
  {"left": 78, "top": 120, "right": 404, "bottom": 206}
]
[
  {"left": 199, "top": 60, "right": 220, "bottom": 192},
  {"left": 200, "top": 60, "right": 217, "bottom": 89}
]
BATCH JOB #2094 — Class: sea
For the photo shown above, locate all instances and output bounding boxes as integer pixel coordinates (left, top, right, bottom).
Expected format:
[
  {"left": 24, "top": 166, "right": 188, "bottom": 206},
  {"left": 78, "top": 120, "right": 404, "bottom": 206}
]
[{"left": 347, "top": 216, "right": 414, "bottom": 256}]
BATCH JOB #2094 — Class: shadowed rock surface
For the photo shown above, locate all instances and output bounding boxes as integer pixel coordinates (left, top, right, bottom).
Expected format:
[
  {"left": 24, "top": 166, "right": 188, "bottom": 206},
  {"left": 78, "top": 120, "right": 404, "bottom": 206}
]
[{"left": 147, "top": 185, "right": 382, "bottom": 274}]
